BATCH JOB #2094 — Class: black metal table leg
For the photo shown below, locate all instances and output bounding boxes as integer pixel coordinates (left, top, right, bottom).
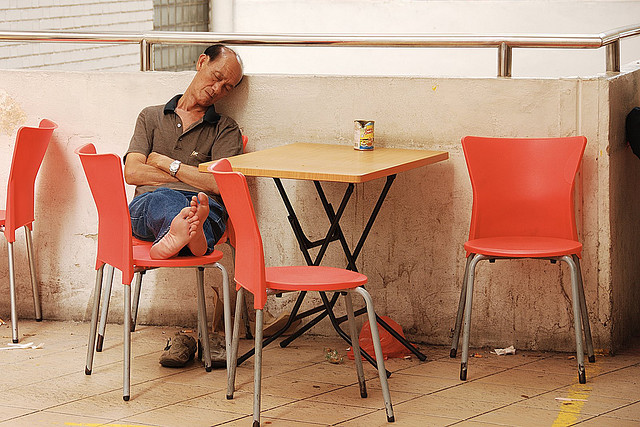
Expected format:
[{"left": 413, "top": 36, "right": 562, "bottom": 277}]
[
  {"left": 242, "top": 175, "right": 427, "bottom": 368},
  {"left": 316, "top": 177, "right": 427, "bottom": 361}
]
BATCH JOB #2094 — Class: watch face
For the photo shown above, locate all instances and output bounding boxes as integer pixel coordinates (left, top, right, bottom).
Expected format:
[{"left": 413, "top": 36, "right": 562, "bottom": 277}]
[{"left": 170, "top": 160, "right": 181, "bottom": 175}]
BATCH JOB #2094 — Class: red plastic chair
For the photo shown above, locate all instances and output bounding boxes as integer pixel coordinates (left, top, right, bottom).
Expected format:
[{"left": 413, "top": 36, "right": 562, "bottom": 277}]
[
  {"left": 75, "top": 144, "right": 231, "bottom": 401},
  {"left": 450, "top": 136, "right": 595, "bottom": 384},
  {"left": 211, "top": 159, "right": 394, "bottom": 426},
  {"left": 1, "top": 119, "right": 57, "bottom": 343},
  {"left": 94, "top": 136, "right": 248, "bottom": 356}
]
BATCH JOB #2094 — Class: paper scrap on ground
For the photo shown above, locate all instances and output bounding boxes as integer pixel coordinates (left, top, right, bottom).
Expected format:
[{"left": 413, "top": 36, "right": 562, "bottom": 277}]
[
  {"left": 493, "top": 345, "right": 516, "bottom": 355},
  {"left": 0, "top": 342, "right": 44, "bottom": 350},
  {"left": 555, "top": 397, "right": 588, "bottom": 402}
]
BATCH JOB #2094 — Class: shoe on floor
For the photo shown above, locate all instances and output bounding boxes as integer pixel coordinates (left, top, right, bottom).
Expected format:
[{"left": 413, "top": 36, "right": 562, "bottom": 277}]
[
  {"left": 210, "top": 333, "right": 227, "bottom": 368},
  {"left": 159, "top": 333, "right": 197, "bottom": 368}
]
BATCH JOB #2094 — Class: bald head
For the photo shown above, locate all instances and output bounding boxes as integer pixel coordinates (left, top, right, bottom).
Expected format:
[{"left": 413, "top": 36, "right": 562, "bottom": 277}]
[{"left": 203, "top": 44, "right": 243, "bottom": 85}]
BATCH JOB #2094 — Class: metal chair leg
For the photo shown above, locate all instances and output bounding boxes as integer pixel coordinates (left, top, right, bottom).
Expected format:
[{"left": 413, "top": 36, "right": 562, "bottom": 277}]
[
  {"left": 196, "top": 267, "right": 212, "bottom": 371},
  {"left": 562, "top": 255, "right": 587, "bottom": 384},
  {"left": 123, "top": 283, "right": 132, "bottom": 401},
  {"left": 24, "top": 227, "right": 42, "bottom": 321},
  {"left": 215, "top": 263, "right": 232, "bottom": 370},
  {"left": 253, "top": 308, "right": 264, "bottom": 427},
  {"left": 227, "top": 287, "right": 244, "bottom": 400},
  {"left": 451, "top": 255, "right": 472, "bottom": 358},
  {"left": 345, "top": 291, "right": 367, "bottom": 398},
  {"left": 354, "top": 287, "right": 394, "bottom": 422},
  {"left": 460, "top": 254, "right": 486, "bottom": 381},
  {"left": 130, "top": 271, "right": 144, "bottom": 332},
  {"left": 7, "top": 241, "right": 19, "bottom": 343},
  {"left": 229, "top": 244, "right": 253, "bottom": 339},
  {"left": 573, "top": 255, "right": 595, "bottom": 363},
  {"left": 85, "top": 265, "right": 104, "bottom": 375},
  {"left": 96, "top": 264, "right": 114, "bottom": 352}
]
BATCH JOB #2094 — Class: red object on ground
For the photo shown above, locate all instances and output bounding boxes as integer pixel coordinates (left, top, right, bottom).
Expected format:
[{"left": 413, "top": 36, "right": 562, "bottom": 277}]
[{"left": 348, "top": 316, "right": 413, "bottom": 360}]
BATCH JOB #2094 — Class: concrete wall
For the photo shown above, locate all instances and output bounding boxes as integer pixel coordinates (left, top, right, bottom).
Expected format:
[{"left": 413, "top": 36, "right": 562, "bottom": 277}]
[
  {"left": 0, "top": 0, "right": 153, "bottom": 71},
  {"left": 608, "top": 64, "right": 640, "bottom": 347},
  {"left": 1, "top": 66, "right": 639, "bottom": 352}
]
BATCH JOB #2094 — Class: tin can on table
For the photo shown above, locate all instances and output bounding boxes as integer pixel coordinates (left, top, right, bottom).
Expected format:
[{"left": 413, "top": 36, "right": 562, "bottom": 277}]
[{"left": 354, "top": 120, "right": 374, "bottom": 150}]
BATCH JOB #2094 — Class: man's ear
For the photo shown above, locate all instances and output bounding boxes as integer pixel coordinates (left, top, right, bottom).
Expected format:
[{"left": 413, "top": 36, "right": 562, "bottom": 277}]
[{"left": 196, "top": 54, "right": 208, "bottom": 71}]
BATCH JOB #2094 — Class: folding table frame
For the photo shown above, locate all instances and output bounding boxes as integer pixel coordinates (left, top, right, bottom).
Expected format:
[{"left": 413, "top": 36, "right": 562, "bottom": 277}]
[{"left": 201, "top": 143, "right": 449, "bottom": 371}]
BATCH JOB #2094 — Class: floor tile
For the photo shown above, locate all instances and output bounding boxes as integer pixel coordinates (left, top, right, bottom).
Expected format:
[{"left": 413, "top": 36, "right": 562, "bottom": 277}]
[
  {"left": 601, "top": 401, "right": 640, "bottom": 420},
  {"left": 309, "top": 383, "right": 420, "bottom": 409},
  {"left": 260, "top": 375, "right": 344, "bottom": 399},
  {"left": 179, "top": 388, "right": 296, "bottom": 414},
  {"left": 576, "top": 415, "right": 640, "bottom": 426},
  {"left": 0, "top": 406, "right": 34, "bottom": 422},
  {"left": 49, "top": 380, "right": 213, "bottom": 419},
  {"left": 121, "top": 403, "right": 245, "bottom": 427},
  {"left": 398, "top": 359, "right": 508, "bottom": 381},
  {"left": 471, "top": 402, "right": 591, "bottom": 425},
  {"left": 474, "top": 366, "right": 577, "bottom": 389},
  {"left": 261, "top": 400, "right": 376, "bottom": 425},
  {"left": 393, "top": 393, "right": 502, "bottom": 419},
  {"left": 0, "top": 410, "right": 113, "bottom": 426},
  {"left": 432, "top": 381, "right": 546, "bottom": 405},
  {"left": 336, "top": 408, "right": 454, "bottom": 426}
]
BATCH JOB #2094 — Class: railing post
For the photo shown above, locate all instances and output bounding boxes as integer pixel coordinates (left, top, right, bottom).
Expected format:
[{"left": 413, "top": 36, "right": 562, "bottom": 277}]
[
  {"left": 497, "top": 42, "right": 512, "bottom": 77},
  {"left": 140, "top": 40, "right": 152, "bottom": 71},
  {"left": 606, "top": 40, "right": 620, "bottom": 73},
  {"left": 149, "top": 42, "right": 155, "bottom": 71}
]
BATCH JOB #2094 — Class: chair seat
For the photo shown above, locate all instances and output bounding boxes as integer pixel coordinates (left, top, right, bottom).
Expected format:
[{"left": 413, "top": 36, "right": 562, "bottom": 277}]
[
  {"left": 132, "top": 244, "right": 224, "bottom": 268},
  {"left": 266, "top": 266, "right": 367, "bottom": 291},
  {"left": 464, "top": 236, "right": 582, "bottom": 257}
]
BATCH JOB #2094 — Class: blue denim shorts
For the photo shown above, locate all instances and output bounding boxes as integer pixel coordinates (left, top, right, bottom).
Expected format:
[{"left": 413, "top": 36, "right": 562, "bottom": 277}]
[{"left": 128, "top": 187, "right": 225, "bottom": 255}]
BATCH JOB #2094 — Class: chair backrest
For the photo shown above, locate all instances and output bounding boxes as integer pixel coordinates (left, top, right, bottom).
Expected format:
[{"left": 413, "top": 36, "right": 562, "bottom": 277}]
[
  {"left": 211, "top": 158, "right": 267, "bottom": 309},
  {"left": 224, "top": 134, "right": 248, "bottom": 248},
  {"left": 75, "top": 144, "right": 134, "bottom": 284},
  {"left": 463, "top": 136, "right": 586, "bottom": 242},
  {"left": 4, "top": 119, "right": 57, "bottom": 242}
]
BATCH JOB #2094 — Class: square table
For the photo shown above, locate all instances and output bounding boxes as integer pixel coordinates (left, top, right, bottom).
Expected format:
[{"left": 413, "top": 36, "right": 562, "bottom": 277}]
[{"left": 201, "top": 143, "right": 449, "bottom": 370}]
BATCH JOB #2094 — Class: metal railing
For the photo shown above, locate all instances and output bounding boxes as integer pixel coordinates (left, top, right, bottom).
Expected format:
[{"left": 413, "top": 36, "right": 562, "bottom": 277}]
[{"left": 1, "top": 24, "right": 639, "bottom": 76}]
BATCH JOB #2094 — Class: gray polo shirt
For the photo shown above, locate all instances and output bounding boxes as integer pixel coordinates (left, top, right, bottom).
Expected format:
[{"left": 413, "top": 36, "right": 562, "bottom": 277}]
[{"left": 125, "top": 94, "right": 243, "bottom": 199}]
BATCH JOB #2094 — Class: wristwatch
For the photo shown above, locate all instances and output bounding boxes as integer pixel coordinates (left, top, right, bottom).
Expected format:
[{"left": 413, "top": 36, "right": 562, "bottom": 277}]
[{"left": 169, "top": 160, "right": 181, "bottom": 177}]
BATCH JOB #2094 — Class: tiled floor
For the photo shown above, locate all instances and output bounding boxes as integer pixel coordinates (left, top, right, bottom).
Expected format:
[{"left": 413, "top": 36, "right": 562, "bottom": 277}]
[{"left": 0, "top": 320, "right": 639, "bottom": 426}]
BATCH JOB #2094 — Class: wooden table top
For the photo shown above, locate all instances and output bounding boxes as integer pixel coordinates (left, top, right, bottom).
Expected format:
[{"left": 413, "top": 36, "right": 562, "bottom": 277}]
[{"left": 200, "top": 143, "right": 449, "bottom": 183}]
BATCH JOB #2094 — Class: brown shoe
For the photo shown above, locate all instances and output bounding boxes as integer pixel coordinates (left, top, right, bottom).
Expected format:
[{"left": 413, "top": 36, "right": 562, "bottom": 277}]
[
  {"left": 159, "top": 333, "right": 197, "bottom": 368},
  {"left": 209, "top": 333, "right": 227, "bottom": 368}
]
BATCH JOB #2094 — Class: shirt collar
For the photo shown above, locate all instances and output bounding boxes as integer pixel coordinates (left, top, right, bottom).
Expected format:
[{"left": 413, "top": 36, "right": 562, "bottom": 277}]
[{"left": 163, "top": 94, "right": 221, "bottom": 124}]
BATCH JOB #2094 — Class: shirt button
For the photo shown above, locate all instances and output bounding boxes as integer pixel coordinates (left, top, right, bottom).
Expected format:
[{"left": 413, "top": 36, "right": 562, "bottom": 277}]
[{"left": 177, "top": 123, "right": 182, "bottom": 128}]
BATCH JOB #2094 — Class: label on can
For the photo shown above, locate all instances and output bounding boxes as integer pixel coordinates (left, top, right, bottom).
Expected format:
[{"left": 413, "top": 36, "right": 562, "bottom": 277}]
[{"left": 354, "top": 120, "right": 374, "bottom": 150}]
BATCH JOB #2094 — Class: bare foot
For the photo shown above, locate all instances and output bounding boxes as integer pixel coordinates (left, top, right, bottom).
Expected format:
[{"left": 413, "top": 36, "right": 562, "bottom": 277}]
[
  {"left": 187, "top": 192, "right": 209, "bottom": 256},
  {"left": 150, "top": 207, "right": 200, "bottom": 259}
]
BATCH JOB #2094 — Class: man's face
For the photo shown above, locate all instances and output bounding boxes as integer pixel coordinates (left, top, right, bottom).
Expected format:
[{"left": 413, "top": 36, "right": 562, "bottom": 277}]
[{"left": 193, "top": 50, "right": 243, "bottom": 107}]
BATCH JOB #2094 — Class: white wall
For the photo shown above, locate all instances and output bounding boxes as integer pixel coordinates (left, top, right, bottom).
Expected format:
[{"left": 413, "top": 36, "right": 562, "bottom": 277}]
[
  {"left": 1, "top": 1, "right": 639, "bottom": 77},
  {"left": 231, "top": 0, "right": 640, "bottom": 78},
  {"left": 0, "top": 0, "right": 153, "bottom": 71}
]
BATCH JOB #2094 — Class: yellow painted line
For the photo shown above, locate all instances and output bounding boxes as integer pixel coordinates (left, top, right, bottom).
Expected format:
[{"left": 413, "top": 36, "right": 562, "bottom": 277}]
[{"left": 551, "top": 360, "right": 601, "bottom": 427}]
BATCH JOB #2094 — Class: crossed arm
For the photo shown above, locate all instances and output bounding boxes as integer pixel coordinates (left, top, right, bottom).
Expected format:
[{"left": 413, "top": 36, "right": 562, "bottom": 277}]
[{"left": 124, "top": 151, "right": 219, "bottom": 195}]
